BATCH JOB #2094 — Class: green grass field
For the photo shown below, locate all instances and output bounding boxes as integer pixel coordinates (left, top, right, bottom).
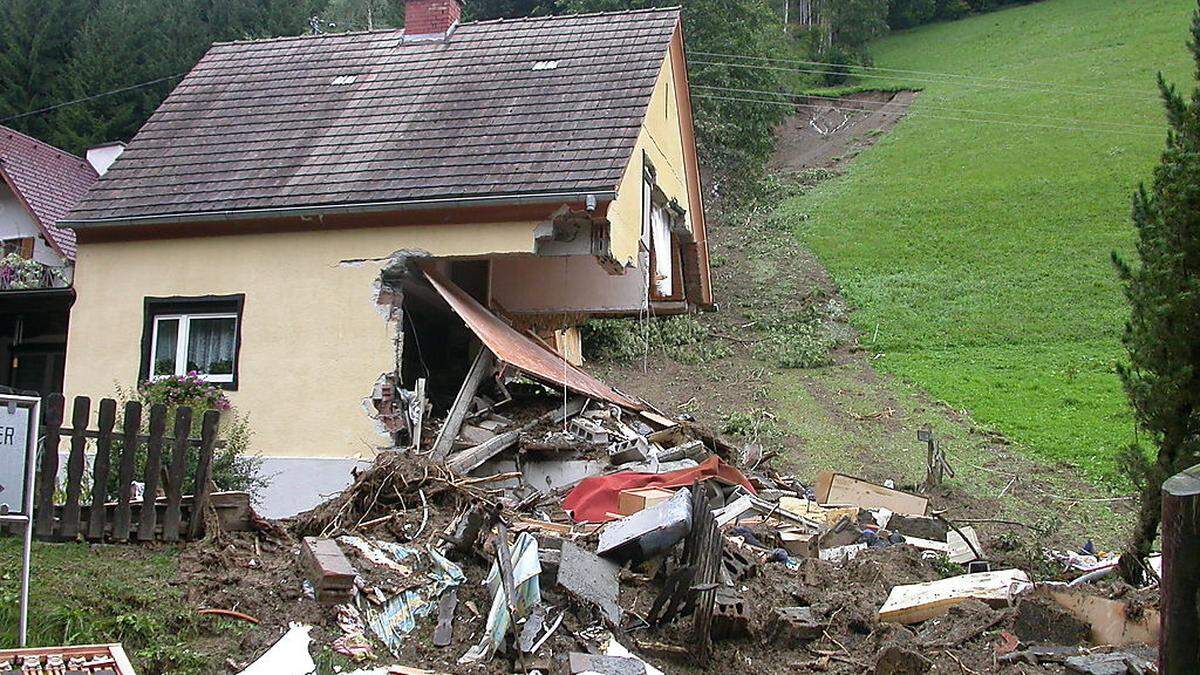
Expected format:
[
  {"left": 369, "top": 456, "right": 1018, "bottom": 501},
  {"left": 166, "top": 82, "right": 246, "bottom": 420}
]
[{"left": 777, "top": 0, "right": 1196, "bottom": 485}]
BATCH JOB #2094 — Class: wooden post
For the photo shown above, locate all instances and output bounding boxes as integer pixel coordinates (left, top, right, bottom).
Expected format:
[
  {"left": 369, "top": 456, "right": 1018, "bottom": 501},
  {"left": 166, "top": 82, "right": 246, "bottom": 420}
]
[
  {"left": 1160, "top": 463, "right": 1200, "bottom": 674},
  {"left": 59, "top": 396, "right": 91, "bottom": 540},
  {"left": 187, "top": 410, "right": 221, "bottom": 540},
  {"left": 34, "top": 394, "right": 65, "bottom": 538},
  {"left": 111, "top": 401, "right": 143, "bottom": 541},
  {"left": 137, "top": 404, "right": 167, "bottom": 542},
  {"left": 161, "top": 406, "right": 193, "bottom": 542},
  {"left": 86, "top": 399, "right": 117, "bottom": 541},
  {"left": 431, "top": 347, "right": 495, "bottom": 461}
]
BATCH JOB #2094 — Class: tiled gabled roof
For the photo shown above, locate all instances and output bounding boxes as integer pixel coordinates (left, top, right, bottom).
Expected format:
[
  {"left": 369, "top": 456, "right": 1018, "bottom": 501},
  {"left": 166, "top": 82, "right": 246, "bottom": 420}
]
[
  {"left": 66, "top": 7, "right": 681, "bottom": 226},
  {"left": 0, "top": 126, "right": 97, "bottom": 259}
]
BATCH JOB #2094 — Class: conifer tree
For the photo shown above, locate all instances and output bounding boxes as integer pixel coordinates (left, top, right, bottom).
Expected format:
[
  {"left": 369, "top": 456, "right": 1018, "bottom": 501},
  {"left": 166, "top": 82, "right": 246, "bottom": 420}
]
[{"left": 1112, "top": 1, "right": 1200, "bottom": 585}]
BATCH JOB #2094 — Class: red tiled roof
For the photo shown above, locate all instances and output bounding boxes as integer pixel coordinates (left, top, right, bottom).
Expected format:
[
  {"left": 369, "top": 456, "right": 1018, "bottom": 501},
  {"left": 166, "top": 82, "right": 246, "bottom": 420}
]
[
  {"left": 0, "top": 125, "right": 97, "bottom": 260},
  {"left": 66, "top": 7, "right": 681, "bottom": 226}
]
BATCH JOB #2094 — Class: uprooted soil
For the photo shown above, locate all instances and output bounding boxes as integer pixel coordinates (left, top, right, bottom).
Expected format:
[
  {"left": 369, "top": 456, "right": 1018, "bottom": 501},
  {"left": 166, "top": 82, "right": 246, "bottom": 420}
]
[{"left": 770, "top": 90, "right": 918, "bottom": 173}]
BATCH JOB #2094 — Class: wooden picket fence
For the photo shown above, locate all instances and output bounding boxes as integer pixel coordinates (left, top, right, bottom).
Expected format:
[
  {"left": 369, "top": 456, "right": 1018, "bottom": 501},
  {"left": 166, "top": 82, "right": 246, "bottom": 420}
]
[{"left": 31, "top": 393, "right": 221, "bottom": 543}]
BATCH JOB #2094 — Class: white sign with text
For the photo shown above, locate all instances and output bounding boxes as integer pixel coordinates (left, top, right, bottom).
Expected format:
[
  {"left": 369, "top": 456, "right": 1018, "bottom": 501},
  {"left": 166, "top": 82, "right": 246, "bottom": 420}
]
[{"left": 0, "top": 403, "right": 32, "bottom": 514}]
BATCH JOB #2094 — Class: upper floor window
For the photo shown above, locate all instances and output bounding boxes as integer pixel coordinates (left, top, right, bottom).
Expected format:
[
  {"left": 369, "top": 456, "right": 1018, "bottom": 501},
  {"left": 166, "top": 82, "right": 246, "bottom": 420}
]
[{"left": 140, "top": 295, "right": 243, "bottom": 388}]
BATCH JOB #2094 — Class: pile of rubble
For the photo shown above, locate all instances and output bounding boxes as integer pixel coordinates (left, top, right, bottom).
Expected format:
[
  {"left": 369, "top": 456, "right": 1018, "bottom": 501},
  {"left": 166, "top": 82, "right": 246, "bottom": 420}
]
[
  {"left": 162, "top": 256, "right": 1166, "bottom": 674},
  {"left": 202, "top": 365, "right": 1160, "bottom": 675}
]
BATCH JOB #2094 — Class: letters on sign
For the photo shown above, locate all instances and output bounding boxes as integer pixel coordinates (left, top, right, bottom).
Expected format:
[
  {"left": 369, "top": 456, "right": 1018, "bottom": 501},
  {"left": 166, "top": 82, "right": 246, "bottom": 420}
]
[{"left": 0, "top": 405, "right": 31, "bottom": 514}]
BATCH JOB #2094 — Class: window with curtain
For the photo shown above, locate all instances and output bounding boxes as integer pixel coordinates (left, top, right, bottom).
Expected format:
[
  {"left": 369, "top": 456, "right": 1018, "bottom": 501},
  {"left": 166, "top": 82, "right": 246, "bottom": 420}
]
[{"left": 142, "top": 295, "right": 243, "bottom": 387}]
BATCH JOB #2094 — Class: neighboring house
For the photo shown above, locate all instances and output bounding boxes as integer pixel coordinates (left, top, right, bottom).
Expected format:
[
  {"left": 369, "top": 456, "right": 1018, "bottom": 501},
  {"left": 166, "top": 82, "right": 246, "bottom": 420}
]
[
  {"left": 0, "top": 126, "right": 118, "bottom": 397},
  {"left": 60, "top": 1, "right": 712, "bottom": 515}
]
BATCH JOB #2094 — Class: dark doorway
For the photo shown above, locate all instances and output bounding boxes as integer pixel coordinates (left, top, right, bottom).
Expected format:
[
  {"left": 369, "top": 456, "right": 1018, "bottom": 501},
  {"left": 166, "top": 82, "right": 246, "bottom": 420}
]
[{"left": 0, "top": 289, "right": 73, "bottom": 398}]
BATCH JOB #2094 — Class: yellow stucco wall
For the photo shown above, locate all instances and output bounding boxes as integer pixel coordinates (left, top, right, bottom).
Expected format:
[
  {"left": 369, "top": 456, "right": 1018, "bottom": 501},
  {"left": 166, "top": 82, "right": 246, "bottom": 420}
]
[
  {"left": 608, "top": 43, "right": 692, "bottom": 266},
  {"left": 63, "top": 221, "right": 535, "bottom": 459}
]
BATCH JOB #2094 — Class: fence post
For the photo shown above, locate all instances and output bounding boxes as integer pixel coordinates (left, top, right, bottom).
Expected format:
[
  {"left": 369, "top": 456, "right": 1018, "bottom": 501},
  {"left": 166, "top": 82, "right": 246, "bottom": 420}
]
[
  {"left": 187, "top": 410, "right": 221, "bottom": 540},
  {"left": 161, "top": 406, "right": 193, "bottom": 542},
  {"left": 1160, "top": 463, "right": 1200, "bottom": 674},
  {"left": 111, "top": 401, "right": 142, "bottom": 542},
  {"left": 137, "top": 404, "right": 167, "bottom": 542},
  {"left": 86, "top": 399, "right": 117, "bottom": 541},
  {"left": 34, "top": 394, "right": 64, "bottom": 538},
  {"left": 59, "top": 396, "right": 91, "bottom": 540}
]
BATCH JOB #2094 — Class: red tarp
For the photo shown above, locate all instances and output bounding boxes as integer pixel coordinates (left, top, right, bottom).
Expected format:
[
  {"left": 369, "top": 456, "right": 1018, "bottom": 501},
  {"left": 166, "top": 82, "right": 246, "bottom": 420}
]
[{"left": 562, "top": 456, "right": 756, "bottom": 523}]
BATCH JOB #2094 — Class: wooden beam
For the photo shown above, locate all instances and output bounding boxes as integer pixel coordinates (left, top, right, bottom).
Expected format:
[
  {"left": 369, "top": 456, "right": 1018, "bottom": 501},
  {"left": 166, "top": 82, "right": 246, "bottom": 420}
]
[
  {"left": 431, "top": 348, "right": 495, "bottom": 461},
  {"left": 446, "top": 430, "right": 519, "bottom": 475}
]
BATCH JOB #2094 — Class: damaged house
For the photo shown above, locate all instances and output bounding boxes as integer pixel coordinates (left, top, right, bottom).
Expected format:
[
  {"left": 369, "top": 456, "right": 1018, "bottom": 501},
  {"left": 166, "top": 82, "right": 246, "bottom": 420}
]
[{"left": 59, "top": 2, "right": 711, "bottom": 515}]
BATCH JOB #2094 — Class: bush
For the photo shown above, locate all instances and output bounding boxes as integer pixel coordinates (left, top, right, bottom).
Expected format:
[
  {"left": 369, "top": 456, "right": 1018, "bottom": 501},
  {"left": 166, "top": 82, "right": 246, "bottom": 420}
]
[
  {"left": 581, "top": 316, "right": 731, "bottom": 364},
  {"left": 721, "top": 408, "right": 783, "bottom": 440},
  {"left": 115, "top": 375, "right": 265, "bottom": 498},
  {"left": 756, "top": 299, "right": 851, "bottom": 368}
]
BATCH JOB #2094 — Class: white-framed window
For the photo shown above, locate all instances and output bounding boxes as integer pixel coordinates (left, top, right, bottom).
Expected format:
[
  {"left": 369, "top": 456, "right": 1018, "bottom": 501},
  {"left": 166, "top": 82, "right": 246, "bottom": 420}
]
[
  {"left": 150, "top": 313, "right": 238, "bottom": 382},
  {"left": 142, "top": 295, "right": 243, "bottom": 387}
]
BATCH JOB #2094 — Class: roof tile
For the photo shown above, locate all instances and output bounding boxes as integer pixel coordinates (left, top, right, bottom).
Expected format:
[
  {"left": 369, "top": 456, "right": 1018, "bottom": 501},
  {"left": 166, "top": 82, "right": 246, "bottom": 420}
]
[
  {"left": 0, "top": 126, "right": 97, "bottom": 259},
  {"left": 67, "top": 7, "right": 680, "bottom": 225}
]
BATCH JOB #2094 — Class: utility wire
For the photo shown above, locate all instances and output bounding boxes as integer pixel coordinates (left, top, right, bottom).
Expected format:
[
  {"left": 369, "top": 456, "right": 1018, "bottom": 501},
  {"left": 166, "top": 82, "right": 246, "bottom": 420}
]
[
  {"left": 690, "top": 50, "right": 1159, "bottom": 100},
  {"left": 692, "top": 93, "right": 1161, "bottom": 137},
  {"left": 692, "top": 84, "right": 1163, "bottom": 131},
  {"left": 689, "top": 59, "right": 1158, "bottom": 104},
  {"left": 0, "top": 72, "right": 187, "bottom": 124}
]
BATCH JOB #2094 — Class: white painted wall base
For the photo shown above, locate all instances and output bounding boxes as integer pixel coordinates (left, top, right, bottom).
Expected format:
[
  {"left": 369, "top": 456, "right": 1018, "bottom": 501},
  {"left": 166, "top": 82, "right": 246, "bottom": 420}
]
[{"left": 256, "top": 456, "right": 373, "bottom": 518}]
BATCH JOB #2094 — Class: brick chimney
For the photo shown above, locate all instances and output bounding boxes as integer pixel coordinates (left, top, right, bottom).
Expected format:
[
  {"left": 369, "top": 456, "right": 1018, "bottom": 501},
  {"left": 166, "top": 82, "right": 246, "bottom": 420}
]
[{"left": 405, "top": 0, "right": 461, "bottom": 38}]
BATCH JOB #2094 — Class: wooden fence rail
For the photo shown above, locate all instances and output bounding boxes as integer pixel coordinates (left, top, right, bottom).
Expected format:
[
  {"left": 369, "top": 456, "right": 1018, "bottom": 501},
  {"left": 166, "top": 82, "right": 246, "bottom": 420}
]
[{"left": 25, "top": 393, "right": 221, "bottom": 543}]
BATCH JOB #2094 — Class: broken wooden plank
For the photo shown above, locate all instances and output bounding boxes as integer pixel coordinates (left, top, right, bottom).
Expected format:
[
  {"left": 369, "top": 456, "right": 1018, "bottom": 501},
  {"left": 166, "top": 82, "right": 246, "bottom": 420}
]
[
  {"left": 815, "top": 470, "right": 929, "bottom": 516},
  {"left": 1039, "top": 587, "right": 1160, "bottom": 647},
  {"left": 431, "top": 347, "right": 496, "bottom": 461},
  {"left": 878, "top": 569, "right": 1031, "bottom": 624},
  {"left": 446, "top": 430, "right": 519, "bottom": 475}
]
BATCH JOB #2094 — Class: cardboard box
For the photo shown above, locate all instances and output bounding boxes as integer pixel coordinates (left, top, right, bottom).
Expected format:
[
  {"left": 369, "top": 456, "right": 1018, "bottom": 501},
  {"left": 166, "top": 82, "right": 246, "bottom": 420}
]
[
  {"left": 617, "top": 487, "right": 676, "bottom": 516},
  {"left": 777, "top": 528, "right": 819, "bottom": 558},
  {"left": 814, "top": 471, "right": 929, "bottom": 516}
]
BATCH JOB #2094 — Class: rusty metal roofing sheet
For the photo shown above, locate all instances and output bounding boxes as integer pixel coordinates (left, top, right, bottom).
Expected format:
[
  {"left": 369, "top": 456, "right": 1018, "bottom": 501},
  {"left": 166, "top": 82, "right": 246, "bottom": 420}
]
[{"left": 423, "top": 267, "right": 645, "bottom": 410}]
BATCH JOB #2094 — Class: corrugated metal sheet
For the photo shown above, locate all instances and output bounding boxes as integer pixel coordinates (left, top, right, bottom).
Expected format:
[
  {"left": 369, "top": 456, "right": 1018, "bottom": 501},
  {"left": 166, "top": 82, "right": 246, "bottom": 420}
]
[{"left": 423, "top": 267, "right": 645, "bottom": 410}]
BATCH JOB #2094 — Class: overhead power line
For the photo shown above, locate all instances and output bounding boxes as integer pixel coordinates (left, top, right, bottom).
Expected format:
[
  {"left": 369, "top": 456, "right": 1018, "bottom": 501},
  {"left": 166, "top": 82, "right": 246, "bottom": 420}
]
[
  {"left": 690, "top": 50, "right": 1159, "bottom": 100},
  {"left": 1, "top": 72, "right": 187, "bottom": 124},
  {"left": 692, "top": 92, "right": 1162, "bottom": 137},
  {"left": 692, "top": 84, "right": 1163, "bottom": 132},
  {"left": 689, "top": 59, "right": 1159, "bottom": 104}
]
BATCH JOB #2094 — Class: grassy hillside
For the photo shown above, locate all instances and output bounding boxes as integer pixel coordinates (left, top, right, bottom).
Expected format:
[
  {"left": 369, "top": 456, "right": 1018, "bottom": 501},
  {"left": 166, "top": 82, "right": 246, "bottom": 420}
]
[{"left": 777, "top": 0, "right": 1195, "bottom": 484}]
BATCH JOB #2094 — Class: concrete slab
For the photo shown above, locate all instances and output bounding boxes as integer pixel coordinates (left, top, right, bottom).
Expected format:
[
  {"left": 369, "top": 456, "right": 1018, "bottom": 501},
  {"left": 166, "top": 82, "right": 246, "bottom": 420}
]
[{"left": 558, "top": 540, "right": 621, "bottom": 626}]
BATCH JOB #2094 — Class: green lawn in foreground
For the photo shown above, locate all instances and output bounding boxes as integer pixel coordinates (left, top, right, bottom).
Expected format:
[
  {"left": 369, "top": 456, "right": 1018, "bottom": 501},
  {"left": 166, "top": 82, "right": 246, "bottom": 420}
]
[{"left": 776, "top": 0, "right": 1196, "bottom": 485}]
